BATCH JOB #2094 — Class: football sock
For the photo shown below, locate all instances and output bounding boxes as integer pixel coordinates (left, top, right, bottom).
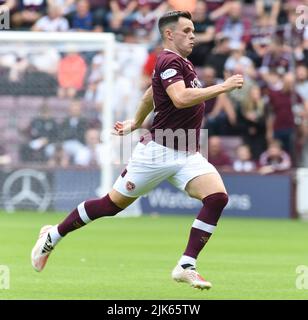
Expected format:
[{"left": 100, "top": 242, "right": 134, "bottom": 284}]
[
  {"left": 179, "top": 255, "right": 197, "bottom": 268},
  {"left": 57, "top": 194, "right": 123, "bottom": 237},
  {"left": 182, "top": 193, "right": 228, "bottom": 260}
]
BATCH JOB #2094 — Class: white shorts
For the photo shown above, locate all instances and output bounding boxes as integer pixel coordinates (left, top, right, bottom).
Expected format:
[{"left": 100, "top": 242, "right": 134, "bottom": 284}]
[{"left": 113, "top": 141, "right": 218, "bottom": 198}]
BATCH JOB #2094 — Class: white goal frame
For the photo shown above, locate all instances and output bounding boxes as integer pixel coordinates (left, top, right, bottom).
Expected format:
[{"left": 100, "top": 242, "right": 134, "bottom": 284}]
[{"left": 0, "top": 31, "right": 116, "bottom": 196}]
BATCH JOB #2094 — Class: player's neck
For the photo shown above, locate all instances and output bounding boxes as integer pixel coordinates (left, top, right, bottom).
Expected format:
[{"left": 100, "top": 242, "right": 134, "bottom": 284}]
[{"left": 163, "top": 46, "right": 188, "bottom": 61}]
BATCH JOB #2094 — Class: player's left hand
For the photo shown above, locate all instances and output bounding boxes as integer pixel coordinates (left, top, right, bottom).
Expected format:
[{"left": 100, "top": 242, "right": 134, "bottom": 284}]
[{"left": 112, "top": 119, "right": 138, "bottom": 136}]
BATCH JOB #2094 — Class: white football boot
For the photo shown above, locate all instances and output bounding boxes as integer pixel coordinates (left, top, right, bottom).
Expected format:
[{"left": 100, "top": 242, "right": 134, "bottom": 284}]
[
  {"left": 172, "top": 264, "right": 212, "bottom": 290},
  {"left": 31, "top": 225, "right": 54, "bottom": 272}
]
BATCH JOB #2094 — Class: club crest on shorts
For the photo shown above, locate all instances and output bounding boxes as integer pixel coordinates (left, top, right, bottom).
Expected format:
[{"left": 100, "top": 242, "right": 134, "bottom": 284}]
[{"left": 126, "top": 181, "right": 136, "bottom": 191}]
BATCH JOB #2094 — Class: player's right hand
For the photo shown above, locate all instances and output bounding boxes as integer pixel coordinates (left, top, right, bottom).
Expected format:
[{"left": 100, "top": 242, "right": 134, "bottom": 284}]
[
  {"left": 112, "top": 119, "right": 138, "bottom": 136},
  {"left": 223, "top": 74, "right": 244, "bottom": 91}
]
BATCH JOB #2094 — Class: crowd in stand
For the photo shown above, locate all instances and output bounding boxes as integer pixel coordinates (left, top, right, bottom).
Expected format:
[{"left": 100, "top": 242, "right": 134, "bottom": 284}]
[{"left": 0, "top": 0, "right": 308, "bottom": 172}]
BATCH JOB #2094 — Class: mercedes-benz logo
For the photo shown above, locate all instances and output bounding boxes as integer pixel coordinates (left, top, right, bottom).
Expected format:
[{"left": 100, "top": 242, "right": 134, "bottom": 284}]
[{"left": 3, "top": 169, "right": 51, "bottom": 212}]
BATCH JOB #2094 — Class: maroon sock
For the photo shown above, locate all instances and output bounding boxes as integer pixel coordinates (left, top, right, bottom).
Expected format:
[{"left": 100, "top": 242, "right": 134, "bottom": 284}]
[
  {"left": 57, "top": 194, "right": 123, "bottom": 237},
  {"left": 183, "top": 192, "right": 228, "bottom": 259}
]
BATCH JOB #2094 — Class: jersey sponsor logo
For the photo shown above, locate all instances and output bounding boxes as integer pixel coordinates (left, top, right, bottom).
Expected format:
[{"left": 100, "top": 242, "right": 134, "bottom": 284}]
[
  {"left": 160, "top": 68, "right": 177, "bottom": 80},
  {"left": 126, "top": 181, "right": 136, "bottom": 191}
]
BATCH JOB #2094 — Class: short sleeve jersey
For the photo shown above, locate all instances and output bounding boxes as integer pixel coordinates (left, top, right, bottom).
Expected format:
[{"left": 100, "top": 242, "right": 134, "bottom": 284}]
[{"left": 149, "top": 49, "right": 205, "bottom": 152}]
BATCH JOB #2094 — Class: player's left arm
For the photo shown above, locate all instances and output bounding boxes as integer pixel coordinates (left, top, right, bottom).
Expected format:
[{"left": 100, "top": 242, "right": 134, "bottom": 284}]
[
  {"left": 113, "top": 86, "right": 154, "bottom": 136},
  {"left": 166, "top": 74, "right": 244, "bottom": 109}
]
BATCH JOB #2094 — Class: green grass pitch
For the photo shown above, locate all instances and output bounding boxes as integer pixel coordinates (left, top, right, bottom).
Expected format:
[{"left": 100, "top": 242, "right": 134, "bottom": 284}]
[{"left": 0, "top": 211, "right": 307, "bottom": 300}]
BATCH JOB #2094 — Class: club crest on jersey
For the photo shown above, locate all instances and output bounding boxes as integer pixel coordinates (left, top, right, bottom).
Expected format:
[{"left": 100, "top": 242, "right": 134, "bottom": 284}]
[
  {"left": 126, "top": 181, "right": 136, "bottom": 191},
  {"left": 160, "top": 68, "right": 177, "bottom": 80}
]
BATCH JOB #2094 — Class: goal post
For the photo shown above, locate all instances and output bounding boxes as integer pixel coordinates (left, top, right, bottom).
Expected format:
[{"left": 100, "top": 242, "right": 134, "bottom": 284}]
[{"left": 0, "top": 31, "right": 116, "bottom": 197}]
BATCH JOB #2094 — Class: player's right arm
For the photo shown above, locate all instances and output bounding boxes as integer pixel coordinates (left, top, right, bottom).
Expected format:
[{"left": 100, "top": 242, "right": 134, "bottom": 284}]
[
  {"left": 113, "top": 86, "right": 153, "bottom": 136},
  {"left": 166, "top": 74, "right": 244, "bottom": 109}
]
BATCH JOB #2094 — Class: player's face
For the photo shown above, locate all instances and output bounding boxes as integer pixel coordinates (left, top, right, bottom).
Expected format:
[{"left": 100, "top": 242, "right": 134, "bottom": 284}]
[{"left": 172, "top": 18, "right": 195, "bottom": 57}]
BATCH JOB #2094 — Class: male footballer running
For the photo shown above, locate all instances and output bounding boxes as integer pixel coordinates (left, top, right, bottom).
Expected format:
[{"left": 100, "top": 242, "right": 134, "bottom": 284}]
[{"left": 31, "top": 11, "right": 244, "bottom": 290}]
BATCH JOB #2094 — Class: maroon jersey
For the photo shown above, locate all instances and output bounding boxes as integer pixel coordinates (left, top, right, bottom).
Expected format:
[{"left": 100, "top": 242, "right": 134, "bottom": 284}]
[
  {"left": 146, "top": 49, "right": 205, "bottom": 152},
  {"left": 268, "top": 89, "right": 300, "bottom": 131},
  {"left": 138, "top": 0, "right": 164, "bottom": 10},
  {"left": 112, "top": 0, "right": 135, "bottom": 10}
]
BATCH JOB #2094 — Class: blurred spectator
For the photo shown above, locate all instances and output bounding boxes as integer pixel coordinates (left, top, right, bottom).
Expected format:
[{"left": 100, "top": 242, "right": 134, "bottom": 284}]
[
  {"left": 207, "top": 136, "right": 232, "bottom": 168},
  {"left": 267, "top": 72, "right": 302, "bottom": 155},
  {"left": 31, "top": 4, "right": 69, "bottom": 31},
  {"left": 85, "top": 51, "right": 104, "bottom": 102},
  {"left": 238, "top": 85, "right": 267, "bottom": 159},
  {"left": 259, "top": 139, "right": 291, "bottom": 174},
  {"left": 201, "top": 65, "right": 221, "bottom": 115},
  {"left": 88, "top": 0, "right": 110, "bottom": 32},
  {"left": 255, "top": 0, "right": 281, "bottom": 26},
  {"left": 131, "top": 1, "right": 158, "bottom": 43},
  {"left": 57, "top": 50, "right": 87, "bottom": 98},
  {"left": 141, "top": 43, "right": 162, "bottom": 90},
  {"left": 0, "top": 146, "right": 12, "bottom": 166},
  {"left": 19, "top": 104, "right": 59, "bottom": 163},
  {"left": 206, "top": 34, "right": 230, "bottom": 79},
  {"left": 281, "top": 8, "right": 307, "bottom": 64},
  {"left": 227, "top": 74, "right": 256, "bottom": 124},
  {"left": 29, "top": 47, "right": 60, "bottom": 75},
  {"left": 47, "top": 0, "right": 76, "bottom": 16},
  {"left": 295, "top": 64, "right": 308, "bottom": 127},
  {"left": 224, "top": 41, "right": 257, "bottom": 80},
  {"left": 86, "top": 49, "right": 135, "bottom": 120},
  {"left": 215, "top": 0, "right": 251, "bottom": 47},
  {"left": 70, "top": 0, "right": 94, "bottom": 31},
  {"left": 168, "top": 0, "right": 196, "bottom": 12},
  {"left": 140, "top": 0, "right": 166, "bottom": 10},
  {"left": 295, "top": 65, "right": 308, "bottom": 104},
  {"left": 259, "top": 37, "right": 292, "bottom": 83},
  {"left": 189, "top": 0, "right": 215, "bottom": 66},
  {"left": 59, "top": 100, "right": 88, "bottom": 160},
  {"left": 247, "top": 14, "right": 274, "bottom": 68},
  {"left": 201, "top": 66, "right": 237, "bottom": 135},
  {"left": 12, "top": 0, "right": 47, "bottom": 30},
  {"left": 47, "top": 143, "right": 70, "bottom": 168},
  {"left": 1, "top": 51, "right": 29, "bottom": 83},
  {"left": 108, "top": 0, "right": 138, "bottom": 33},
  {"left": 206, "top": 0, "right": 232, "bottom": 21},
  {"left": 300, "top": 114, "right": 308, "bottom": 167},
  {"left": 73, "top": 128, "right": 103, "bottom": 166},
  {"left": 233, "top": 144, "right": 256, "bottom": 172}
]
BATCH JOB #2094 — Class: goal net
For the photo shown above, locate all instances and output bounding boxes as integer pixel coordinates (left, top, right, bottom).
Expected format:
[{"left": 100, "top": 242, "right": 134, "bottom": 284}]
[{"left": 0, "top": 31, "right": 148, "bottom": 216}]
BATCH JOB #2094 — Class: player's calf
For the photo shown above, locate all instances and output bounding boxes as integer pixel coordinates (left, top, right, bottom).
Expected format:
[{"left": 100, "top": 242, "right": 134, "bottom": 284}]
[{"left": 178, "top": 192, "right": 228, "bottom": 269}]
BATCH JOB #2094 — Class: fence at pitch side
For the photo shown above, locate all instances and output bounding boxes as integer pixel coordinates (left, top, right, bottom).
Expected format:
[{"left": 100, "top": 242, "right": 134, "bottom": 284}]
[{"left": 0, "top": 167, "right": 298, "bottom": 218}]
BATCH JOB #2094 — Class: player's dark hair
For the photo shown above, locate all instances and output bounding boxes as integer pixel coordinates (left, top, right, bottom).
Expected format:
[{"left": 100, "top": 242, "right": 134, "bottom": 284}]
[{"left": 158, "top": 11, "right": 192, "bottom": 38}]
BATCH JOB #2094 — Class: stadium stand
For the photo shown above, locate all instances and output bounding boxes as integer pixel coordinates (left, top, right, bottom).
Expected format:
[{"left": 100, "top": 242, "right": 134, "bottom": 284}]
[{"left": 0, "top": 0, "right": 308, "bottom": 170}]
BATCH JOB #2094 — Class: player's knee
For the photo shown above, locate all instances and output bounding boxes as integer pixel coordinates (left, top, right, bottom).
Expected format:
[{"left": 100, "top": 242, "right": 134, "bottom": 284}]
[
  {"left": 217, "top": 192, "right": 229, "bottom": 210},
  {"left": 203, "top": 192, "right": 229, "bottom": 211}
]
